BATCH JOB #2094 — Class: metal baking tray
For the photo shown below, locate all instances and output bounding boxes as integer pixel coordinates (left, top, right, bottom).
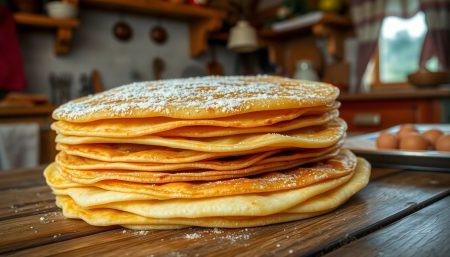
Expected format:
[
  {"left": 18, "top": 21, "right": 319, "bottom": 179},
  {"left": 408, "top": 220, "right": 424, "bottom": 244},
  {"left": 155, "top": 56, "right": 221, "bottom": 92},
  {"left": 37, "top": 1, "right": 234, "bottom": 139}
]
[{"left": 344, "top": 124, "right": 450, "bottom": 172}]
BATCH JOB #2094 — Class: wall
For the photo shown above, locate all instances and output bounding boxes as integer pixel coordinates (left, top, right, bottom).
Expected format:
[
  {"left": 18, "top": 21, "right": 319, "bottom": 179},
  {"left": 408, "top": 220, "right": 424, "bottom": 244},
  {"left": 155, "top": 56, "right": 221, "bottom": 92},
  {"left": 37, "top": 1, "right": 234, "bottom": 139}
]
[{"left": 19, "top": 9, "right": 236, "bottom": 97}]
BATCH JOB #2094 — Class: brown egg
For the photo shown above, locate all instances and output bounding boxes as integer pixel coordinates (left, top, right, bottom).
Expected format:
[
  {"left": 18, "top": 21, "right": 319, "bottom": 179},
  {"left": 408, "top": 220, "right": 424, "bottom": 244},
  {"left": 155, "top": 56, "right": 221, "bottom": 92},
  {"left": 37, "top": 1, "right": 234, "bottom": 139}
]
[
  {"left": 376, "top": 133, "right": 399, "bottom": 150},
  {"left": 399, "top": 133, "right": 429, "bottom": 151},
  {"left": 397, "top": 124, "right": 418, "bottom": 139},
  {"left": 400, "top": 124, "right": 416, "bottom": 130},
  {"left": 422, "top": 129, "right": 444, "bottom": 146},
  {"left": 435, "top": 134, "right": 450, "bottom": 152}
]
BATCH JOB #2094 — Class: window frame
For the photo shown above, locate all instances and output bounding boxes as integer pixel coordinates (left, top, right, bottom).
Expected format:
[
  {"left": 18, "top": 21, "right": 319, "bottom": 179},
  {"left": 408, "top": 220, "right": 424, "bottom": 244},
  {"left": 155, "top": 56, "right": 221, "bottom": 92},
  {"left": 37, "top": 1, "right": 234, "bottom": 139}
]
[
  {"left": 372, "top": 12, "right": 428, "bottom": 90},
  {"left": 371, "top": 47, "right": 412, "bottom": 89}
]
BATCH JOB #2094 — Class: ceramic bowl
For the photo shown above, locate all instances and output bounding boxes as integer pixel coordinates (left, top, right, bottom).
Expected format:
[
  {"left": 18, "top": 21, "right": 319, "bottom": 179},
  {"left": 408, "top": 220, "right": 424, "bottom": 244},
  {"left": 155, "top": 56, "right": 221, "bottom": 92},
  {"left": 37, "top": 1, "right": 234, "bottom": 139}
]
[
  {"left": 408, "top": 68, "right": 450, "bottom": 88},
  {"left": 46, "top": 2, "right": 78, "bottom": 19}
]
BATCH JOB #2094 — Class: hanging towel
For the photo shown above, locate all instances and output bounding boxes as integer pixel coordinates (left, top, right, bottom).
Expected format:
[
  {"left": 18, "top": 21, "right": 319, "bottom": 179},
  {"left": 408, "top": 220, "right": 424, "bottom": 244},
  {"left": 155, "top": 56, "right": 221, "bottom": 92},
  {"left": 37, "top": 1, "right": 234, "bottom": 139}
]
[
  {"left": 0, "top": 4, "right": 27, "bottom": 92},
  {"left": 0, "top": 123, "right": 39, "bottom": 170}
]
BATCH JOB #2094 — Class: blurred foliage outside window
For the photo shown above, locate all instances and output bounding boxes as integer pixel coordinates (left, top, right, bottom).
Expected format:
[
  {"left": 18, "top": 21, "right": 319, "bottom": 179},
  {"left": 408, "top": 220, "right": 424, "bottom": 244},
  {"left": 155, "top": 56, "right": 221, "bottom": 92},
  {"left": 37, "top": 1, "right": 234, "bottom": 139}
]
[{"left": 379, "top": 12, "right": 438, "bottom": 83}]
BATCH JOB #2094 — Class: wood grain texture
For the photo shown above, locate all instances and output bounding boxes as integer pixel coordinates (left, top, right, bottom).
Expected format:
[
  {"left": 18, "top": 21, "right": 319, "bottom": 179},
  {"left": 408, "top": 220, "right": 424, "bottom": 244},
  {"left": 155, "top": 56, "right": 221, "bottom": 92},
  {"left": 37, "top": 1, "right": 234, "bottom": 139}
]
[
  {"left": 338, "top": 88, "right": 450, "bottom": 101},
  {"left": 0, "top": 167, "right": 46, "bottom": 191},
  {"left": 340, "top": 98, "right": 443, "bottom": 132},
  {"left": 325, "top": 196, "right": 450, "bottom": 257},
  {"left": 81, "top": 0, "right": 225, "bottom": 19},
  {"left": 1, "top": 167, "right": 449, "bottom": 257},
  {"left": 0, "top": 186, "right": 54, "bottom": 220},
  {"left": 14, "top": 13, "right": 79, "bottom": 28},
  {"left": 0, "top": 213, "right": 115, "bottom": 254}
]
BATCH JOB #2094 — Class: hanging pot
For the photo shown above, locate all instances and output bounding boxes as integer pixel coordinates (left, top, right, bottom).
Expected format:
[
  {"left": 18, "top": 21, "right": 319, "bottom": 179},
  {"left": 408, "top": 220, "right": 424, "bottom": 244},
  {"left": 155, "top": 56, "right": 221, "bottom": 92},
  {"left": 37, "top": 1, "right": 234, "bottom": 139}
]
[
  {"left": 150, "top": 25, "right": 168, "bottom": 44},
  {"left": 113, "top": 21, "right": 133, "bottom": 41}
]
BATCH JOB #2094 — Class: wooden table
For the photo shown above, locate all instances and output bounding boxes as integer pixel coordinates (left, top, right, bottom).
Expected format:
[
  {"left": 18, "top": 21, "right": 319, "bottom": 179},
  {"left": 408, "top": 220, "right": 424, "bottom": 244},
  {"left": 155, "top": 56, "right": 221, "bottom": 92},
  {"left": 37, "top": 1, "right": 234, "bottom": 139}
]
[{"left": 0, "top": 166, "right": 449, "bottom": 256}]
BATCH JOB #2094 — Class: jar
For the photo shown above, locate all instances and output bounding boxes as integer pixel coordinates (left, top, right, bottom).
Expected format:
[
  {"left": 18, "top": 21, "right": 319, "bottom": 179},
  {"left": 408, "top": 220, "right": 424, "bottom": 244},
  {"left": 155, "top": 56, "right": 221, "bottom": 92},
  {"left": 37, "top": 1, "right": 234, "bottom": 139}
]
[{"left": 294, "top": 60, "right": 319, "bottom": 81}]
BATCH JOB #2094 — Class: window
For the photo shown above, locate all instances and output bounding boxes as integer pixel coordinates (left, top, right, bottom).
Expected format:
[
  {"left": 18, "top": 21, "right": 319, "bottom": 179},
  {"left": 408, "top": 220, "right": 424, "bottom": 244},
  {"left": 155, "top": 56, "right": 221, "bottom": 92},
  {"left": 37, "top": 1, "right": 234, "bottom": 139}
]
[{"left": 373, "top": 12, "right": 438, "bottom": 87}]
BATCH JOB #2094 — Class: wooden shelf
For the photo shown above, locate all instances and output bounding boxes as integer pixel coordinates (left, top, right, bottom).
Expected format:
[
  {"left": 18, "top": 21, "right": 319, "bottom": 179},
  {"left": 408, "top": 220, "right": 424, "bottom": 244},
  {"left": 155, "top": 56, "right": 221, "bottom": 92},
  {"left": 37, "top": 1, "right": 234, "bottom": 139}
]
[
  {"left": 259, "top": 13, "right": 352, "bottom": 39},
  {"left": 14, "top": 13, "right": 80, "bottom": 28},
  {"left": 81, "top": 0, "right": 225, "bottom": 57},
  {"left": 0, "top": 105, "right": 55, "bottom": 117},
  {"left": 256, "top": 13, "right": 353, "bottom": 76},
  {"left": 14, "top": 13, "right": 80, "bottom": 55}
]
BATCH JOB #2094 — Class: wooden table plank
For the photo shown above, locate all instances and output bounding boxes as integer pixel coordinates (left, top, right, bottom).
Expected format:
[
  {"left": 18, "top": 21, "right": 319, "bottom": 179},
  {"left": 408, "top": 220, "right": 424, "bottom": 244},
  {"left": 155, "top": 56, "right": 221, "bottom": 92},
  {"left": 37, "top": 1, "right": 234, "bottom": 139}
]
[
  {"left": 0, "top": 166, "right": 47, "bottom": 191},
  {"left": 4, "top": 169, "right": 450, "bottom": 257},
  {"left": 0, "top": 186, "right": 55, "bottom": 220},
  {"left": 325, "top": 196, "right": 450, "bottom": 257},
  {"left": 0, "top": 212, "right": 115, "bottom": 254}
]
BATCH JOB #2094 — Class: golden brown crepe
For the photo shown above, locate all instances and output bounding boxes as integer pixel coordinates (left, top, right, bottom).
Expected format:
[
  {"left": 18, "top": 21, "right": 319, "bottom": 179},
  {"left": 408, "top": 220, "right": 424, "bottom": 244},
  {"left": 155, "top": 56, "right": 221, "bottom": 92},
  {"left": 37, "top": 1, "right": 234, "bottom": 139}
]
[
  {"left": 55, "top": 142, "right": 341, "bottom": 171},
  {"left": 46, "top": 149, "right": 356, "bottom": 199},
  {"left": 56, "top": 143, "right": 277, "bottom": 164},
  {"left": 53, "top": 158, "right": 370, "bottom": 229},
  {"left": 45, "top": 76, "right": 370, "bottom": 230},
  {"left": 154, "top": 110, "right": 339, "bottom": 138},
  {"left": 52, "top": 76, "right": 339, "bottom": 122},
  {"left": 52, "top": 104, "right": 340, "bottom": 138},
  {"left": 56, "top": 151, "right": 338, "bottom": 184},
  {"left": 55, "top": 119, "right": 346, "bottom": 152}
]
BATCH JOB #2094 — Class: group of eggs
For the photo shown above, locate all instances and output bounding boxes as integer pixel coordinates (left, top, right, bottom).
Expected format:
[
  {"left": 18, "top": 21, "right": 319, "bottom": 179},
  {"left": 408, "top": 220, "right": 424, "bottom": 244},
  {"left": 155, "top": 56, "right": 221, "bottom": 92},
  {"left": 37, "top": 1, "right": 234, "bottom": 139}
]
[{"left": 376, "top": 124, "right": 450, "bottom": 152}]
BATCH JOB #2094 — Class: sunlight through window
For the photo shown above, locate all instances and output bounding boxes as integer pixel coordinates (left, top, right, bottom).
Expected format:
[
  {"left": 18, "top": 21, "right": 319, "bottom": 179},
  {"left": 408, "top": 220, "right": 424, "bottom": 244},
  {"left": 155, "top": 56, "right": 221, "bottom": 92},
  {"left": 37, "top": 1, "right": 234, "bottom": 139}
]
[{"left": 379, "top": 12, "right": 427, "bottom": 83}]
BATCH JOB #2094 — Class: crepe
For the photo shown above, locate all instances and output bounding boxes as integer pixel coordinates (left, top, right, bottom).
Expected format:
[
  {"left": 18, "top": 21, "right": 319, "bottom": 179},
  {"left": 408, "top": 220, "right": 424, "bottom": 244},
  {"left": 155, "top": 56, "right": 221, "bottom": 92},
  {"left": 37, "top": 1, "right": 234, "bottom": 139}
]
[
  {"left": 52, "top": 104, "right": 339, "bottom": 138},
  {"left": 56, "top": 144, "right": 275, "bottom": 164},
  {"left": 59, "top": 171, "right": 353, "bottom": 218},
  {"left": 56, "top": 119, "right": 346, "bottom": 152},
  {"left": 45, "top": 75, "right": 372, "bottom": 231},
  {"left": 55, "top": 142, "right": 341, "bottom": 171},
  {"left": 56, "top": 151, "right": 338, "bottom": 184},
  {"left": 56, "top": 149, "right": 280, "bottom": 172},
  {"left": 54, "top": 158, "right": 370, "bottom": 228},
  {"left": 53, "top": 76, "right": 339, "bottom": 122},
  {"left": 125, "top": 155, "right": 368, "bottom": 228},
  {"left": 154, "top": 110, "right": 339, "bottom": 138},
  {"left": 57, "top": 196, "right": 325, "bottom": 229},
  {"left": 45, "top": 149, "right": 356, "bottom": 199},
  {"left": 58, "top": 159, "right": 370, "bottom": 216}
]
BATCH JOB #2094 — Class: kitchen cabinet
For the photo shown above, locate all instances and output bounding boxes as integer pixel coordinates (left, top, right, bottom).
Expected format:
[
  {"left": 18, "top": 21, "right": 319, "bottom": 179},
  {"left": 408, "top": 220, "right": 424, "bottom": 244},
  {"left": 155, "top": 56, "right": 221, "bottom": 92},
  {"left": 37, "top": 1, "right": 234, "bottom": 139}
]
[{"left": 339, "top": 88, "right": 450, "bottom": 132}]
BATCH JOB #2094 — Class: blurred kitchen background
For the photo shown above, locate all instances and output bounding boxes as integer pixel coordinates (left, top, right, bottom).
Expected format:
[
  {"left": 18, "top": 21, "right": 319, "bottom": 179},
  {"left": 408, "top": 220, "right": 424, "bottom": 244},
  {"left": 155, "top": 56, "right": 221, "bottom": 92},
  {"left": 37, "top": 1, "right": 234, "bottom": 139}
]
[{"left": 0, "top": 0, "right": 449, "bottom": 170}]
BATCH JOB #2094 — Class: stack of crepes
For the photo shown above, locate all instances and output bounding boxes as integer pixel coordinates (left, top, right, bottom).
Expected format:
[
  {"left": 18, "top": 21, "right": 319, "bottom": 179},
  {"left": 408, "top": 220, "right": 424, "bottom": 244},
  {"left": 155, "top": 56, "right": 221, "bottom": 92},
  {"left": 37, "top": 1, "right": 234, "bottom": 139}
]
[{"left": 45, "top": 76, "right": 371, "bottom": 230}]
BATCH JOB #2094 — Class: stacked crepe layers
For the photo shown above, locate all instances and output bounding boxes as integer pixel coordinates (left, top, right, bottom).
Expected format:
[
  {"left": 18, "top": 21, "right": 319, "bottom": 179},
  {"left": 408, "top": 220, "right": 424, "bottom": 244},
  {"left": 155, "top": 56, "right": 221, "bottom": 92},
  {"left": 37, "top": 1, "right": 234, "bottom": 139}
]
[{"left": 45, "top": 76, "right": 371, "bottom": 229}]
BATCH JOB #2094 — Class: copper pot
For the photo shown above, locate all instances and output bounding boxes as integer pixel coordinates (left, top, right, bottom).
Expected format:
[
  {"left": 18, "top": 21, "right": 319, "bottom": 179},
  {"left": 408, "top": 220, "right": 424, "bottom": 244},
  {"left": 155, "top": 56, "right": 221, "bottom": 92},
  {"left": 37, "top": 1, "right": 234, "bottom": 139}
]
[
  {"left": 150, "top": 25, "right": 168, "bottom": 44},
  {"left": 113, "top": 21, "right": 133, "bottom": 41}
]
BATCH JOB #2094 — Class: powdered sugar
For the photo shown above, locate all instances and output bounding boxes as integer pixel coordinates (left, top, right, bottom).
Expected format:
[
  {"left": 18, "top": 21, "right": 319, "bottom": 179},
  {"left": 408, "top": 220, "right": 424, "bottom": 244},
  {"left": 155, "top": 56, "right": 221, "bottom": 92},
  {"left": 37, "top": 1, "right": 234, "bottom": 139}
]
[
  {"left": 184, "top": 233, "right": 202, "bottom": 239},
  {"left": 53, "top": 76, "right": 338, "bottom": 121},
  {"left": 182, "top": 228, "right": 252, "bottom": 243}
]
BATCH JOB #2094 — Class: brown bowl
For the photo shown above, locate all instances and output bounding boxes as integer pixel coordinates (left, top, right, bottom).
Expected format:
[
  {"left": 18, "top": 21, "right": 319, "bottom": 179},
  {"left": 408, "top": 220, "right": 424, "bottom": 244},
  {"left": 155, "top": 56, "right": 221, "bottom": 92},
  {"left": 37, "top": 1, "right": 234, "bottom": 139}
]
[{"left": 408, "top": 69, "right": 450, "bottom": 88}]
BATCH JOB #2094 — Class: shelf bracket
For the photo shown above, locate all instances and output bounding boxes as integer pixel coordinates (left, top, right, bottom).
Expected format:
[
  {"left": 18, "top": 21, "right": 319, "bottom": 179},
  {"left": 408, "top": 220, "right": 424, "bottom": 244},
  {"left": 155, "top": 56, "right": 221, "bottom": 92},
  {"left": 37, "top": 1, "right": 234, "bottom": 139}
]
[
  {"left": 313, "top": 24, "right": 346, "bottom": 61},
  {"left": 55, "top": 28, "right": 73, "bottom": 55},
  {"left": 190, "top": 18, "right": 222, "bottom": 57}
]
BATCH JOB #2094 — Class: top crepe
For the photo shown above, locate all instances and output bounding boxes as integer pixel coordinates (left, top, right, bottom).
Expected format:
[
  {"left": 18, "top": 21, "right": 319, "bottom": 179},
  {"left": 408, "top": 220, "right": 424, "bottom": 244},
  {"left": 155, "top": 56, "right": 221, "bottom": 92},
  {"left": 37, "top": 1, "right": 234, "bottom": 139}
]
[{"left": 52, "top": 76, "right": 339, "bottom": 122}]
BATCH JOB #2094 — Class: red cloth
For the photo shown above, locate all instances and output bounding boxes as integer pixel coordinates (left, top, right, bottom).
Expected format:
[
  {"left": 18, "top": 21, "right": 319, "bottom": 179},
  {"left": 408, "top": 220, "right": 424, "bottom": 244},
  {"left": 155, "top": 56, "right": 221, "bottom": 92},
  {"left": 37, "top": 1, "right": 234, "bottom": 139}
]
[{"left": 0, "top": 5, "right": 26, "bottom": 92}]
